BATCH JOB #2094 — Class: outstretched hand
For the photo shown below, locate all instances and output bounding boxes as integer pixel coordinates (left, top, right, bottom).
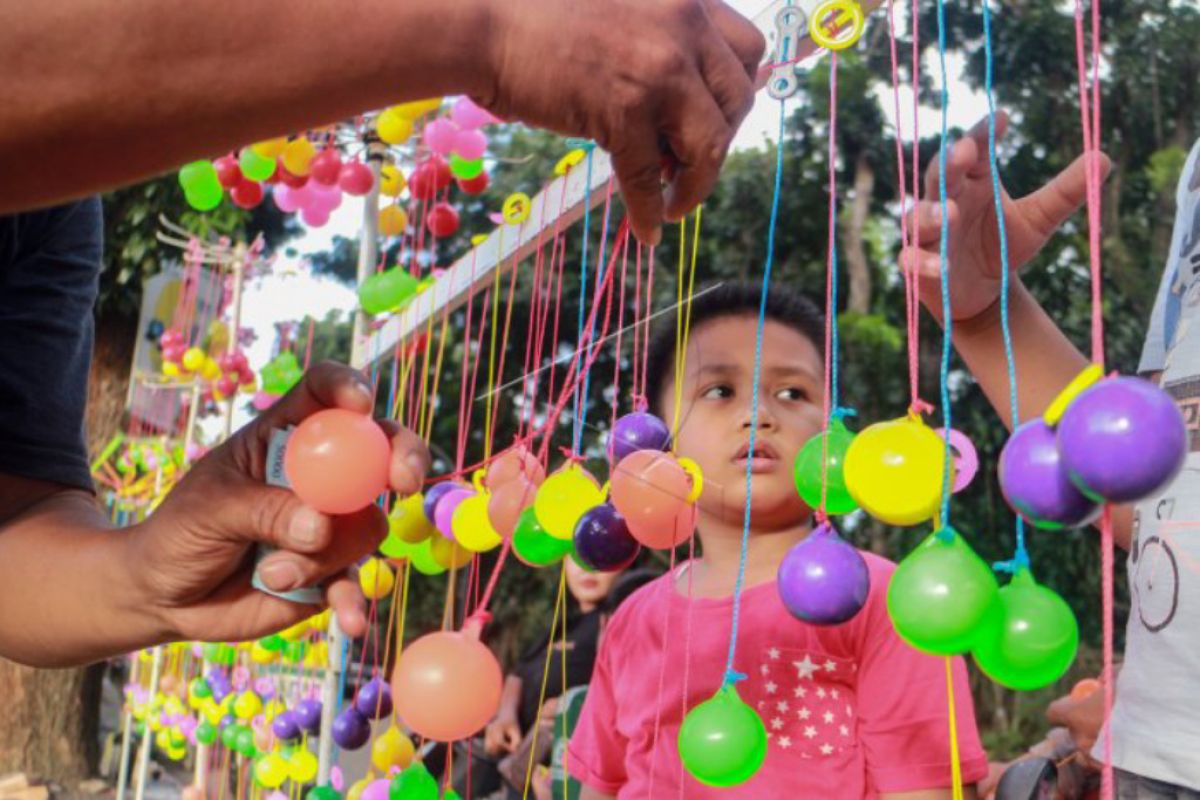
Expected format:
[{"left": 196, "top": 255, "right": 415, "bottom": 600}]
[
  {"left": 129, "top": 361, "right": 429, "bottom": 644},
  {"left": 902, "top": 111, "right": 1111, "bottom": 323}
]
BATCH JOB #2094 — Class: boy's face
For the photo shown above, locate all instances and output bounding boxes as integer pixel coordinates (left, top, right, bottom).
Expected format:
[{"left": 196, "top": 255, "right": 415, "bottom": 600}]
[{"left": 659, "top": 315, "right": 824, "bottom": 532}]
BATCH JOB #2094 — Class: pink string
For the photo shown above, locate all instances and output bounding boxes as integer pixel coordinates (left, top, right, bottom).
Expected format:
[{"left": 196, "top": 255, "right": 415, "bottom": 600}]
[{"left": 1072, "top": 0, "right": 1112, "bottom": 794}]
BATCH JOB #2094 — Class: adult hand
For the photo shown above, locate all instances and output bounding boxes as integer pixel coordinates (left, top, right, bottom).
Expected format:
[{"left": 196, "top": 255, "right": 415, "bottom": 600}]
[
  {"left": 127, "top": 361, "right": 429, "bottom": 643},
  {"left": 902, "top": 111, "right": 1110, "bottom": 323},
  {"left": 1046, "top": 685, "right": 1106, "bottom": 769},
  {"left": 478, "top": 0, "right": 765, "bottom": 245}
]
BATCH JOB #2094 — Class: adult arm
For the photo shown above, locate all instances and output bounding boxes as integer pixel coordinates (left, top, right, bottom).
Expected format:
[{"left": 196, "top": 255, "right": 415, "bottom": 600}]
[
  {"left": 0, "top": 0, "right": 764, "bottom": 243},
  {"left": 0, "top": 363, "right": 430, "bottom": 668}
]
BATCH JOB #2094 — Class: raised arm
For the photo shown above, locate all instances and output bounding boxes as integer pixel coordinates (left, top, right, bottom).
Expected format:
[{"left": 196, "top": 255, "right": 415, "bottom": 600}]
[{"left": 0, "top": 0, "right": 764, "bottom": 243}]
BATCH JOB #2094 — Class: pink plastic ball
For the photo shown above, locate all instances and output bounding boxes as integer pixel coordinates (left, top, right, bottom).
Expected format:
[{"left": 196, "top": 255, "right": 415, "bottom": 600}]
[
  {"left": 423, "top": 118, "right": 459, "bottom": 156},
  {"left": 453, "top": 129, "right": 488, "bottom": 161}
]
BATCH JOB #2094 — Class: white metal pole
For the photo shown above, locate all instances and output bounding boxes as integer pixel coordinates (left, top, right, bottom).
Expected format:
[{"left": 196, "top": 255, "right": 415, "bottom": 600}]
[{"left": 132, "top": 647, "right": 163, "bottom": 800}]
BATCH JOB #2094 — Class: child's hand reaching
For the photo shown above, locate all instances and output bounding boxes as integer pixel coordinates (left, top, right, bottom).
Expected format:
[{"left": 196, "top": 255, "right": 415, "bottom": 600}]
[{"left": 903, "top": 111, "right": 1110, "bottom": 323}]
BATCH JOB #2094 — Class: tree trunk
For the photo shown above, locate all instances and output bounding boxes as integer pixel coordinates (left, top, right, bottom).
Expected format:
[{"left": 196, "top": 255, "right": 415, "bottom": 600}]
[
  {"left": 0, "top": 310, "right": 138, "bottom": 782},
  {"left": 842, "top": 151, "right": 876, "bottom": 315}
]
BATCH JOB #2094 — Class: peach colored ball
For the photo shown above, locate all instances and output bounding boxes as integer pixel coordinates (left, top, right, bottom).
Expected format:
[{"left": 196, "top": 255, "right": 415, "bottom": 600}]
[
  {"left": 609, "top": 451, "right": 693, "bottom": 548},
  {"left": 391, "top": 630, "right": 502, "bottom": 742},
  {"left": 485, "top": 447, "right": 545, "bottom": 490},
  {"left": 487, "top": 477, "right": 538, "bottom": 538},
  {"left": 284, "top": 409, "right": 390, "bottom": 514}
]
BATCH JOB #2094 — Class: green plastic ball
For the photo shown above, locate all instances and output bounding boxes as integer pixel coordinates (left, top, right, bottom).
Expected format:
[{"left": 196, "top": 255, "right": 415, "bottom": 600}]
[
  {"left": 239, "top": 148, "right": 277, "bottom": 182},
  {"left": 358, "top": 268, "right": 420, "bottom": 315},
  {"left": 234, "top": 725, "right": 257, "bottom": 758},
  {"left": 677, "top": 685, "right": 767, "bottom": 787},
  {"left": 195, "top": 720, "right": 218, "bottom": 746},
  {"left": 887, "top": 528, "right": 1000, "bottom": 655},
  {"left": 259, "top": 634, "right": 286, "bottom": 652},
  {"left": 188, "top": 677, "right": 212, "bottom": 701},
  {"left": 179, "top": 160, "right": 223, "bottom": 211},
  {"left": 512, "top": 508, "right": 573, "bottom": 567},
  {"left": 448, "top": 155, "right": 484, "bottom": 180},
  {"left": 972, "top": 568, "right": 1079, "bottom": 691},
  {"left": 389, "top": 762, "right": 438, "bottom": 800},
  {"left": 793, "top": 418, "right": 858, "bottom": 514},
  {"left": 220, "top": 722, "right": 239, "bottom": 750},
  {"left": 306, "top": 787, "right": 342, "bottom": 800},
  {"left": 408, "top": 539, "right": 447, "bottom": 577}
]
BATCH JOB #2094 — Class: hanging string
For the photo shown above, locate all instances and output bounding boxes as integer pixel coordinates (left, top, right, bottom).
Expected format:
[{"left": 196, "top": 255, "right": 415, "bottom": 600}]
[
  {"left": 1072, "top": 0, "right": 1113, "bottom": 793},
  {"left": 722, "top": 100, "right": 788, "bottom": 688},
  {"left": 934, "top": 0, "right": 957, "bottom": 532},
  {"left": 573, "top": 148, "right": 598, "bottom": 453},
  {"left": 980, "top": 0, "right": 1029, "bottom": 572},
  {"left": 521, "top": 565, "right": 568, "bottom": 799},
  {"left": 577, "top": 180, "right": 617, "bottom": 451},
  {"left": 670, "top": 212, "right": 703, "bottom": 451},
  {"left": 819, "top": 54, "right": 842, "bottom": 517}
]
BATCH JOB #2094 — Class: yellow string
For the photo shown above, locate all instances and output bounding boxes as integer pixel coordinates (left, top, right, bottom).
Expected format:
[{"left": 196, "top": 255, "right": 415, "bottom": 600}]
[
  {"left": 944, "top": 657, "right": 964, "bottom": 800},
  {"left": 523, "top": 566, "right": 568, "bottom": 799},
  {"left": 412, "top": 306, "right": 436, "bottom": 434},
  {"left": 559, "top": 569, "right": 569, "bottom": 800},
  {"left": 670, "top": 209, "right": 703, "bottom": 452}
]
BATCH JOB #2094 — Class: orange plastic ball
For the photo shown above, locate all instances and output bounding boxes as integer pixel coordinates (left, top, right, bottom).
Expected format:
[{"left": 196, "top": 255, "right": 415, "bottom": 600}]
[
  {"left": 487, "top": 477, "right": 538, "bottom": 538},
  {"left": 283, "top": 409, "right": 390, "bottom": 514},
  {"left": 391, "top": 629, "right": 502, "bottom": 742},
  {"left": 609, "top": 451, "right": 694, "bottom": 549},
  {"left": 484, "top": 447, "right": 546, "bottom": 490}
]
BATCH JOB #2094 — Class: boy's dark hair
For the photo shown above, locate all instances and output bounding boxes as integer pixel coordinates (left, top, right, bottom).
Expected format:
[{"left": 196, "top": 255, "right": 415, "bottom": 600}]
[{"left": 643, "top": 281, "right": 825, "bottom": 415}]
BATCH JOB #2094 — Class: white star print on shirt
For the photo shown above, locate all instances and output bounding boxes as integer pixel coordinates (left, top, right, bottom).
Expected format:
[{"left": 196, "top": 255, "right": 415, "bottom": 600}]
[
  {"left": 778, "top": 736, "right": 792, "bottom": 749},
  {"left": 765, "top": 681, "right": 777, "bottom": 695},
  {"left": 793, "top": 656, "right": 819, "bottom": 680},
  {"left": 771, "top": 717, "right": 784, "bottom": 730},
  {"left": 798, "top": 707, "right": 811, "bottom": 720},
  {"left": 804, "top": 725, "right": 818, "bottom": 739},
  {"left": 820, "top": 743, "right": 834, "bottom": 755},
  {"left": 768, "top": 647, "right": 781, "bottom": 660},
  {"left": 777, "top": 700, "right": 789, "bottom": 713},
  {"left": 823, "top": 711, "right": 835, "bottom": 724}
]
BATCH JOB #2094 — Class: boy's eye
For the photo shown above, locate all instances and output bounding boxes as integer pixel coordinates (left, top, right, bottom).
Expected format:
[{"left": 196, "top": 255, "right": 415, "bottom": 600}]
[
  {"left": 702, "top": 384, "right": 733, "bottom": 399},
  {"left": 776, "top": 387, "right": 808, "bottom": 402}
]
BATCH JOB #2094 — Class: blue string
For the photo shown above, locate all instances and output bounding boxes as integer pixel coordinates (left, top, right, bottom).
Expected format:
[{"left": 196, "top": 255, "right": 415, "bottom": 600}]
[
  {"left": 578, "top": 160, "right": 613, "bottom": 449},
  {"left": 572, "top": 149, "right": 597, "bottom": 454},
  {"left": 723, "top": 101, "right": 787, "bottom": 686},
  {"left": 982, "top": 0, "right": 1029, "bottom": 572},
  {"left": 935, "top": 0, "right": 955, "bottom": 528}
]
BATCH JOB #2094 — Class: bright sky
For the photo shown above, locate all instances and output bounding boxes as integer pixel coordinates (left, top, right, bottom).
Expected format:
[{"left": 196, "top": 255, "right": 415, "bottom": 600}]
[{"left": 236, "top": 0, "right": 993, "bottom": 389}]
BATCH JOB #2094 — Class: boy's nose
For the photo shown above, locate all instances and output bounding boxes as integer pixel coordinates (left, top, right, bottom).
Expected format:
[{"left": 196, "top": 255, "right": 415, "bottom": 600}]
[{"left": 740, "top": 402, "right": 777, "bottom": 430}]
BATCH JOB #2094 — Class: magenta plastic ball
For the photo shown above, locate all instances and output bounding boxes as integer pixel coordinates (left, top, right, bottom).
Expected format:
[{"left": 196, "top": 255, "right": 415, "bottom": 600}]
[
  {"left": 293, "top": 698, "right": 322, "bottom": 735},
  {"left": 271, "top": 711, "right": 301, "bottom": 742},
  {"left": 573, "top": 504, "right": 640, "bottom": 572},
  {"left": 433, "top": 488, "right": 473, "bottom": 540},
  {"left": 273, "top": 185, "right": 301, "bottom": 213},
  {"left": 361, "top": 779, "right": 390, "bottom": 800},
  {"left": 331, "top": 707, "right": 370, "bottom": 750},
  {"left": 422, "top": 481, "right": 459, "bottom": 523},
  {"left": 423, "top": 119, "right": 459, "bottom": 156},
  {"left": 999, "top": 419, "right": 1100, "bottom": 529},
  {"left": 609, "top": 412, "right": 672, "bottom": 462},
  {"left": 1058, "top": 377, "right": 1186, "bottom": 503},
  {"left": 354, "top": 677, "right": 393, "bottom": 719},
  {"left": 776, "top": 523, "right": 870, "bottom": 625}
]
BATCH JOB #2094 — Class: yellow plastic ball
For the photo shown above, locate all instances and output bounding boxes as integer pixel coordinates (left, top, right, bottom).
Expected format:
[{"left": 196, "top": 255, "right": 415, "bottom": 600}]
[
  {"left": 201, "top": 699, "right": 224, "bottom": 726},
  {"left": 534, "top": 465, "right": 604, "bottom": 540},
  {"left": 843, "top": 416, "right": 953, "bottom": 527},
  {"left": 288, "top": 748, "right": 319, "bottom": 783},
  {"left": 347, "top": 777, "right": 372, "bottom": 800},
  {"left": 162, "top": 362, "right": 180, "bottom": 378},
  {"left": 263, "top": 700, "right": 286, "bottom": 721},
  {"left": 155, "top": 729, "right": 172, "bottom": 751},
  {"left": 371, "top": 726, "right": 415, "bottom": 772},
  {"left": 303, "top": 641, "right": 329, "bottom": 668},
  {"left": 429, "top": 535, "right": 473, "bottom": 570},
  {"left": 201, "top": 357, "right": 222, "bottom": 381},
  {"left": 359, "top": 557, "right": 396, "bottom": 600},
  {"left": 391, "top": 98, "right": 442, "bottom": 119},
  {"left": 166, "top": 744, "right": 188, "bottom": 762},
  {"left": 379, "top": 205, "right": 409, "bottom": 237},
  {"left": 181, "top": 347, "right": 205, "bottom": 373},
  {"left": 279, "top": 619, "right": 310, "bottom": 641},
  {"left": 451, "top": 493, "right": 503, "bottom": 553},
  {"left": 379, "top": 165, "right": 406, "bottom": 197},
  {"left": 376, "top": 110, "right": 414, "bottom": 145},
  {"left": 233, "top": 691, "right": 263, "bottom": 720},
  {"left": 254, "top": 752, "right": 289, "bottom": 789},
  {"left": 281, "top": 138, "right": 317, "bottom": 177},
  {"left": 387, "top": 493, "right": 436, "bottom": 546},
  {"left": 250, "top": 641, "right": 277, "bottom": 665},
  {"left": 251, "top": 138, "right": 289, "bottom": 159}
]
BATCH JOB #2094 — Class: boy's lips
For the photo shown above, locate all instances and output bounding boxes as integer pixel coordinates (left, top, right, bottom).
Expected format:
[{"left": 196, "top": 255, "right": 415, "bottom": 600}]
[{"left": 733, "top": 440, "right": 780, "bottom": 473}]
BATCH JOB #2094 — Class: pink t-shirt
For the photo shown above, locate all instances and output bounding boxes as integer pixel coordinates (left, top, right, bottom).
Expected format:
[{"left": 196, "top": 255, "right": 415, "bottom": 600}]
[{"left": 568, "top": 552, "right": 989, "bottom": 798}]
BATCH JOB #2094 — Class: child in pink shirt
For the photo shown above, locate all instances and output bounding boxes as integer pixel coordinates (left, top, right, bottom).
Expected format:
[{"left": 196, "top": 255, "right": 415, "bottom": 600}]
[{"left": 568, "top": 283, "right": 988, "bottom": 798}]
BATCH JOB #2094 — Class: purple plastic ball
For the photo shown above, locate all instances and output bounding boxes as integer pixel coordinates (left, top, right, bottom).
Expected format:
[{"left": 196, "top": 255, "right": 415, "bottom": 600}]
[
  {"left": 354, "top": 677, "right": 393, "bottom": 719},
  {"left": 422, "top": 482, "right": 459, "bottom": 523},
  {"left": 1000, "top": 419, "right": 1100, "bottom": 529},
  {"left": 331, "top": 707, "right": 371, "bottom": 750},
  {"left": 1058, "top": 377, "right": 1186, "bottom": 503},
  {"left": 573, "top": 504, "right": 640, "bottom": 572},
  {"left": 271, "top": 710, "right": 302, "bottom": 742},
  {"left": 609, "top": 412, "right": 672, "bottom": 462},
  {"left": 294, "top": 698, "right": 323, "bottom": 735},
  {"left": 433, "top": 488, "right": 473, "bottom": 540},
  {"left": 777, "top": 523, "right": 870, "bottom": 625}
]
